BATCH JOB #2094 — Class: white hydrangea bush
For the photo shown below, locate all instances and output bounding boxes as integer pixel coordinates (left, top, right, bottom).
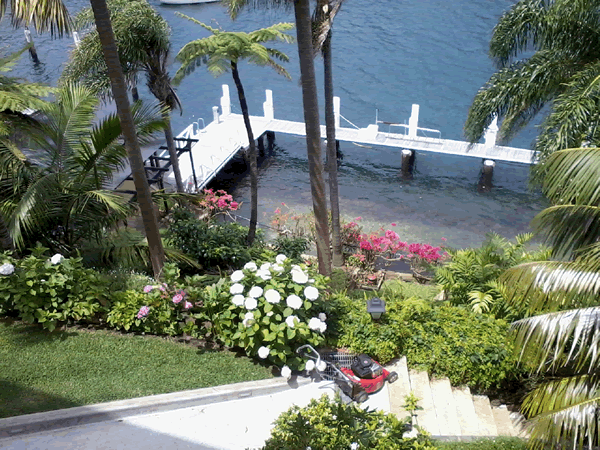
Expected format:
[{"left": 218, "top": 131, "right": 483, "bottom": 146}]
[{"left": 217, "top": 254, "right": 329, "bottom": 371}]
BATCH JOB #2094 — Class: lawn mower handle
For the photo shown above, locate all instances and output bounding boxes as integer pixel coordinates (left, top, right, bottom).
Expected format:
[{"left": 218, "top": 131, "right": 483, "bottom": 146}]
[{"left": 296, "top": 344, "right": 322, "bottom": 367}]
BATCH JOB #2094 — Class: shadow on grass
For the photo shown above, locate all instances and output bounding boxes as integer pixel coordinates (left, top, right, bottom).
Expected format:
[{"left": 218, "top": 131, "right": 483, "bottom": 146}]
[{"left": 0, "top": 379, "right": 81, "bottom": 419}]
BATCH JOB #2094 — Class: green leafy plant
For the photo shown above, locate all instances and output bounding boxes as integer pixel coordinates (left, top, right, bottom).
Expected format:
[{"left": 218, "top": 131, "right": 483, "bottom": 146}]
[
  {"left": 435, "top": 233, "right": 550, "bottom": 319},
  {"left": 262, "top": 394, "right": 437, "bottom": 450},
  {"left": 216, "top": 254, "right": 329, "bottom": 371},
  {"left": 333, "top": 291, "right": 516, "bottom": 390},
  {"left": 272, "top": 235, "right": 309, "bottom": 262},
  {"left": 166, "top": 208, "right": 264, "bottom": 270},
  {"left": 0, "top": 248, "right": 109, "bottom": 331}
]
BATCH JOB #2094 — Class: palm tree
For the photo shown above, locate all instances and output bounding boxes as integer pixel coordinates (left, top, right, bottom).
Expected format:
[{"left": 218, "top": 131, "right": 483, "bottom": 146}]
[
  {"left": 312, "top": 0, "right": 344, "bottom": 267},
  {"left": 0, "top": 82, "right": 164, "bottom": 252},
  {"left": 225, "top": 0, "right": 332, "bottom": 275},
  {"left": 89, "top": 0, "right": 165, "bottom": 278},
  {"left": 0, "top": 0, "right": 71, "bottom": 36},
  {"left": 464, "top": 0, "right": 600, "bottom": 173},
  {"left": 173, "top": 16, "right": 294, "bottom": 245},
  {"left": 498, "top": 144, "right": 600, "bottom": 449},
  {"left": 63, "top": 0, "right": 185, "bottom": 193}
]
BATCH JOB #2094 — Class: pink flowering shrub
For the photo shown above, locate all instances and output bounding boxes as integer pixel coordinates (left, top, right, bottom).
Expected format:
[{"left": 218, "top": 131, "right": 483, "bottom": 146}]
[
  {"left": 194, "top": 189, "right": 240, "bottom": 220},
  {"left": 270, "top": 203, "right": 313, "bottom": 240}
]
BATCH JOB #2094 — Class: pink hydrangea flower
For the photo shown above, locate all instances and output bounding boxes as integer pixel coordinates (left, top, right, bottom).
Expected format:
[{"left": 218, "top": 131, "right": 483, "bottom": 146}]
[
  {"left": 143, "top": 285, "right": 154, "bottom": 293},
  {"left": 137, "top": 306, "right": 150, "bottom": 319},
  {"left": 184, "top": 301, "right": 193, "bottom": 309},
  {"left": 172, "top": 294, "right": 183, "bottom": 304},
  {"left": 230, "top": 201, "right": 239, "bottom": 210},
  {"left": 391, "top": 223, "right": 397, "bottom": 226},
  {"left": 441, "top": 237, "right": 447, "bottom": 241}
]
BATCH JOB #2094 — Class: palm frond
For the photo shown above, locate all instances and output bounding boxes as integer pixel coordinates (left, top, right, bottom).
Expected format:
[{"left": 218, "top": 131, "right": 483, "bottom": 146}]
[
  {"left": 222, "top": 0, "right": 293, "bottom": 20},
  {"left": 6, "top": 0, "right": 72, "bottom": 37},
  {"left": 521, "top": 373, "right": 600, "bottom": 450}
]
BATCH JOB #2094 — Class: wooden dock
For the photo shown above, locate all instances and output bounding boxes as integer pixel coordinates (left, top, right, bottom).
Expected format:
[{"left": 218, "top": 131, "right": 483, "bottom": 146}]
[{"left": 113, "top": 85, "right": 535, "bottom": 194}]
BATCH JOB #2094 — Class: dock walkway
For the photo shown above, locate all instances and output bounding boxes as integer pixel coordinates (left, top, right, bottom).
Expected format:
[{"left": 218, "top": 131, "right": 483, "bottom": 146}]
[{"left": 113, "top": 85, "right": 535, "bottom": 194}]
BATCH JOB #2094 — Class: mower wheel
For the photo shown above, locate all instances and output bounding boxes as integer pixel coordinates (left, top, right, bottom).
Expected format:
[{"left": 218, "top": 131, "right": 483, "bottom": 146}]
[
  {"left": 354, "top": 391, "right": 369, "bottom": 403},
  {"left": 387, "top": 371, "right": 399, "bottom": 384}
]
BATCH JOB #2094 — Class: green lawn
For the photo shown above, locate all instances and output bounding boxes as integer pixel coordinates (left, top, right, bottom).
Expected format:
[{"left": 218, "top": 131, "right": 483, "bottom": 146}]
[
  {"left": 436, "top": 437, "right": 528, "bottom": 450},
  {"left": 0, "top": 319, "right": 272, "bottom": 418}
]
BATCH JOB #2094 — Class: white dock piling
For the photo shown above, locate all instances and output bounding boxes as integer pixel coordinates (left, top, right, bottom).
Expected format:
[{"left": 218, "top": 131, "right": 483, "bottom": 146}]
[
  {"left": 24, "top": 27, "right": 39, "bottom": 63},
  {"left": 221, "top": 84, "right": 231, "bottom": 116},
  {"left": 478, "top": 159, "right": 495, "bottom": 192},
  {"left": 401, "top": 149, "right": 415, "bottom": 176},
  {"left": 212, "top": 106, "right": 220, "bottom": 124},
  {"left": 73, "top": 31, "right": 81, "bottom": 48},
  {"left": 408, "top": 104, "right": 420, "bottom": 138},
  {"left": 334, "top": 96, "right": 340, "bottom": 128},
  {"left": 484, "top": 116, "right": 499, "bottom": 149},
  {"left": 263, "top": 90, "right": 274, "bottom": 120}
]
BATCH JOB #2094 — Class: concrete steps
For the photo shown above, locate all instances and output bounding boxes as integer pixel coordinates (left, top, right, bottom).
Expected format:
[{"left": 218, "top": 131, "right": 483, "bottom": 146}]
[{"left": 387, "top": 358, "right": 521, "bottom": 439}]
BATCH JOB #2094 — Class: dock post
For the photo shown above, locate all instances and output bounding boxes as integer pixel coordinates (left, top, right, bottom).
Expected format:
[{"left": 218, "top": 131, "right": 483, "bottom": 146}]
[
  {"left": 334, "top": 96, "right": 340, "bottom": 128},
  {"left": 212, "top": 106, "right": 220, "bottom": 124},
  {"left": 263, "top": 90, "right": 274, "bottom": 120},
  {"left": 257, "top": 133, "right": 265, "bottom": 157},
  {"left": 24, "top": 27, "right": 39, "bottom": 63},
  {"left": 221, "top": 84, "right": 231, "bottom": 116},
  {"left": 336, "top": 140, "right": 341, "bottom": 158},
  {"left": 478, "top": 159, "right": 495, "bottom": 192},
  {"left": 73, "top": 31, "right": 81, "bottom": 48},
  {"left": 484, "top": 116, "right": 499, "bottom": 149},
  {"left": 266, "top": 131, "right": 275, "bottom": 150},
  {"left": 408, "top": 104, "right": 420, "bottom": 138},
  {"left": 401, "top": 149, "right": 415, "bottom": 177}
]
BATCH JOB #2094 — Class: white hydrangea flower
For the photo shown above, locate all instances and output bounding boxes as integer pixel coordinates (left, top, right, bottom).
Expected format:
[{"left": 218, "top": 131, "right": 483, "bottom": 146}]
[
  {"left": 308, "top": 317, "right": 322, "bottom": 331},
  {"left": 243, "top": 261, "right": 257, "bottom": 272},
  {"left": 230, "top": 270, "right": 244, "bottom": 282},
  {"left": 292, "top": 270, "right": 308, "bottom": 284},
  {"left": 258, "top": 346, "right": 270, "bottom": 359},
  {"left": 272, "top": 264, "right": 284, "bottom": 272},
  {"left": 316, "top": 360, "right": 327, "bottom": 372},
  {"left": 230, "top": 283, "right": 244, "bottom": 295},
  {"left": 304, "top": 286, "right": 319, "bottom": 300},
  {"left": 309, "top": 279, "right": 315, "bottom": 283},
  {"left": 318, "top": 321, "right": 327, "bottom": 333},
  {"left": 244, "top": 297, "right": 258, "bottom": 310},
  {"left": 0, "top": 263, "right": 15, "bottom": 276},
  {"left": 305, "top": 360, "right": 315, "bottom": 371},
  {"left": 260, "top": 262, "right": 272, "bottom": 271},
  {"left": 248, "top": 286, "right": 263, "bottom": 298},
  {"left": 319, "top": 312, "right": 327, "bottom": 322},
  {"left": 276, "top": 254, "right": 287, "bottom": 264},
  {"left": 264, "top": 289, "right": 281, "bottom": 304},
  {"left": 350, "top": 443, "right": 359, "bottom": 450},
  {"left": 232, "top": 294, "right": 245, "bottom": 306},
  {"left": 281, "top": 365, "right": 292, "bottom": 379},
  {"left": 256, "top": 269, "right": 272, "bottom": 281},
  {"left": 286, "top": 295, "right": 303, "bottom": 310},
  {"left": 290, "top": 264, "right": 302, "bottom": 273},
  {"left": 50, "top": 254, "right": 64, "bottom": 265},
  {"left": 285, "top": 315, "right": 299, "bottom": 328},
  {"left": 242, "top": 311, "right": 255, "bottom": 327},
  {"left": 266, "top": 311, "right": 274, "bottom": 317}
]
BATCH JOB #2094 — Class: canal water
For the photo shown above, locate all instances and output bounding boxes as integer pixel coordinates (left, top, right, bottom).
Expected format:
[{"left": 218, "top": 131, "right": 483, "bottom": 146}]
[{"left": 0, "top": 0, "right": 547, "bottom": 248}]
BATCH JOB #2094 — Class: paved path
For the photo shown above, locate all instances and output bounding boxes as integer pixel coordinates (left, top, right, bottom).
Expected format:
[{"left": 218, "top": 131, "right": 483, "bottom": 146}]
[{"left": 0, "top": 380, "right": 390, "bottom": 450}]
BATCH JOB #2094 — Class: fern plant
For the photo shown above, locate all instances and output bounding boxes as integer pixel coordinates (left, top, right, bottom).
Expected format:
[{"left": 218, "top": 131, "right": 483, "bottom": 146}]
[{"left": 435, "top": 233, "right": 551, "bottom": 319}]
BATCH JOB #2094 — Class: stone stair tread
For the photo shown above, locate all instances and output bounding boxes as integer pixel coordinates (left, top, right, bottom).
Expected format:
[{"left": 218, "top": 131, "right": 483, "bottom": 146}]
[
  {"left": 409, "top": 369, "right": 440, "bottom": 436},
  {"left": 451, "top": 386, "right": 482, "bottom": 436},
  {"left": 509, "top": 411, "right": 530, "bottom": 438},
  {"left": 430, "top": 378, "right": 461, "bottom": 436},
  {"left": 387, "top": 356, "right": 412, "bottom": 420},
  {"left": 492, "top": 405, "right": 515, "bottom": 436},
  {"left": 472, "top": 395, "right": 498, "bottom": 436}
]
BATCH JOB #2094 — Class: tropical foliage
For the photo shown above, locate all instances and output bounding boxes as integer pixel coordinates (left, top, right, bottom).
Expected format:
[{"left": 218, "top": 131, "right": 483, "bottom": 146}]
[
  {"left": 495, "top": 144, "right": 600, "bottom": 449},
  {"left": 0, "top": 82, "right": 164, "bottom": 252},
  {"left": 464, "top": 0, "right": 600, "bottom": 171},
  {"left": 173, "top": 16, "right": 293, "bottom": 244},
  {"left": 435, "top": 233, "right": 550, "bottom": 319},
  {"left": 64, "top": 0, "right": 185, "bottom": 192},
  {"left": 0, "top": 0, "right": 71, "bottom": 36}
]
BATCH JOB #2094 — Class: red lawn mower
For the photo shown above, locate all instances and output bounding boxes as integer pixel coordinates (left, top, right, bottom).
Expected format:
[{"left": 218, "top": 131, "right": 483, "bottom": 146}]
[{"left": 297, "top": 345, "right": 398, "bottom": 403}]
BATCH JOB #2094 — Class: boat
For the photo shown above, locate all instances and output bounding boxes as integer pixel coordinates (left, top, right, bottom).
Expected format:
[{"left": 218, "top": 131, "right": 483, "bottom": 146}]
[{"left": 160, "top": 0, "right": 219, "bottom": 4}]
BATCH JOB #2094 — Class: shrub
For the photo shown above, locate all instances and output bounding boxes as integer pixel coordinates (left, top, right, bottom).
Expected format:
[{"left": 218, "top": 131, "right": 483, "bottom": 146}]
[
  {"left": 435, "top": 233, "right": 550, "bottom": 319},
  {"left": 166, "top": 208, "right": 264, "bottom": 270},
  {"left": 436, "top": 438, "right": 527, "bottom": 450},
  {"left": 272, "top": 235, "right": 309, "bottom": 262},
  {"left": 106, "top": 263, "right": 227, "bottom": 340},
  {"left": 333, "top": 291, "right": 516, "bottom": 390},
  {"left": 263, "top": 394, "right": 437, "bottom": 450},
  {"left": 0, "top": 248, "right": 109, "bottom": 331},
  {"left": 215, "top": 254, "right": 329, "bottom": 371}
]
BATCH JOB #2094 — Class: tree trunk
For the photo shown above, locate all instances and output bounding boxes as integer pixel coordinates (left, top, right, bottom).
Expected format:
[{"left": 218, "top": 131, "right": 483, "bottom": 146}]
[
  {"left": 323, "top": 30, "right": 343, "bottom": 267},
  {"left": 89, "top": 0, "right": 165, "bottom": 278},
  {"left": 294, "top": 0, "right": 332, "bottom": 276},
  {"left": 163, "top": 112, "right": 185, "bottom": 192},
  {"left": 231, "top": 61, "right": 258, "bottom": 245}
]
